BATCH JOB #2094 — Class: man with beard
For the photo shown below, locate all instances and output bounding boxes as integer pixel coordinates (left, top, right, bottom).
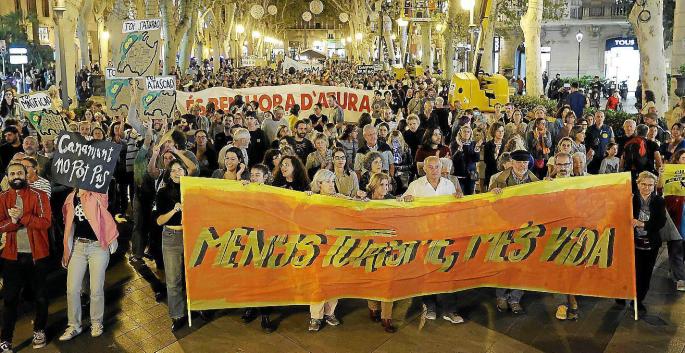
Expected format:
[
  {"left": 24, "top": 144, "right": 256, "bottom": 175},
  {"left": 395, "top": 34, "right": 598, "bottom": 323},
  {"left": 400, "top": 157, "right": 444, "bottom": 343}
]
[
  {"left": 0, "top": 126, "right": 23, "bottom": 175},
  {"left": 286, "top": 120, "right": 315, "bottom": 163},
  {"left": 21, "top": 136, "right": 49, "bottom": 179},
  {"left": 544, "top": 152, "right": 581, "bottom": 320},
  {"left": 0, "top": 163, "right": 52, "bottom": 352}
]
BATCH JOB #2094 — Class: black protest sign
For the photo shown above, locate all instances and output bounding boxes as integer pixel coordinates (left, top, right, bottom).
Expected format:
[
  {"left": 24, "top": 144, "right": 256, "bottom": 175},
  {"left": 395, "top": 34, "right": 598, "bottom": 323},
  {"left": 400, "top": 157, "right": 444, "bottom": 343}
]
[{"left": 51, "top": 132, "right": 122, "bottom": 193}]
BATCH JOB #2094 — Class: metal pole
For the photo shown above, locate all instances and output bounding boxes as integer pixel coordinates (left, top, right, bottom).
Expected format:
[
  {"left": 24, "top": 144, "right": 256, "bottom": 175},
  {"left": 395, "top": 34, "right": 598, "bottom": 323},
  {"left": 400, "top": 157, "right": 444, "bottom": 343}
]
[
  {"left": 378, "top": 5, "right": 384, "bottom": 64},
  {"left": 57, "top": 11, "right": 69, "bottom": 109},
  {"left": 577, "top": 41, "right": 580, "bottom": 79},
  {"left": 21, "top": 64, "right": 25, "bottom": 94}
]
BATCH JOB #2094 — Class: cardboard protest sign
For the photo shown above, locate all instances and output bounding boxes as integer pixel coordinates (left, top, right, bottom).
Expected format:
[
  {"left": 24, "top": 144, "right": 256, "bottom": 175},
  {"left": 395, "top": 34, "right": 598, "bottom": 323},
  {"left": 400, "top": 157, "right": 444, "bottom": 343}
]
[
  {"left": 51, "top": 132, "right": 122, "bottom": 193},
  {"left": 18, "top": 91, "right": 67, "bottom": 138},
  {"left": 112, "top": 19, "right": 161, "bottom": 77},
  {"left": 663, "top": 164, "right": 685, "bottom": 196},
  {"left": 182, "top": 173, "right": 635, "bottom": 310}
]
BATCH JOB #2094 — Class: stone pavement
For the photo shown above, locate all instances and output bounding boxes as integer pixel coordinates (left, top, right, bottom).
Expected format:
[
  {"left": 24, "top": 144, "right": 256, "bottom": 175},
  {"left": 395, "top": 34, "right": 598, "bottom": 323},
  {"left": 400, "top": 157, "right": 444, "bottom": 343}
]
[{"left": 4, "top": 239, "right": 685, "bottom": 353}]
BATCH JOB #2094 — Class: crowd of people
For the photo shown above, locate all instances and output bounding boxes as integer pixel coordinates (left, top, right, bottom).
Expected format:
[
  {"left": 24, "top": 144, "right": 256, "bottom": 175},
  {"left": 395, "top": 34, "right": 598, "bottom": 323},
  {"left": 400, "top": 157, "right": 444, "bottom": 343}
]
[{"left": 0, "top": 60, "right": 684, "bottom": 352}]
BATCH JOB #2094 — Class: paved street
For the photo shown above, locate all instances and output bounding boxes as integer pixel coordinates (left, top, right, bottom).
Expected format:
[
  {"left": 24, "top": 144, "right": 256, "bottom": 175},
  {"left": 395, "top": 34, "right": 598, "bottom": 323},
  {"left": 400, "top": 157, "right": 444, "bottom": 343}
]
[{"left": 3, "top": 222, "right": 684, "bottom": 353}]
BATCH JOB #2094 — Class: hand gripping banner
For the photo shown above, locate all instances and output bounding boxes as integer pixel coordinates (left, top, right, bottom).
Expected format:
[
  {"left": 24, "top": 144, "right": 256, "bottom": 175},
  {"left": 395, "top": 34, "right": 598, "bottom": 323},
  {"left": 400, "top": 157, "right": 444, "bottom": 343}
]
[{"left": 181, "top": 173, "right": 635, "bottom": 310}]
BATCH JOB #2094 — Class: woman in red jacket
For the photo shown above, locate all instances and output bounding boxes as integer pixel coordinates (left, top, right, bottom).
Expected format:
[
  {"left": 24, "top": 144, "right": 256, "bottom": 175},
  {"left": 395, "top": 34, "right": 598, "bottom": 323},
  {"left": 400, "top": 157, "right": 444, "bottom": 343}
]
[{"left": 606, "top": 90, "right": 620, "bottom": 111}]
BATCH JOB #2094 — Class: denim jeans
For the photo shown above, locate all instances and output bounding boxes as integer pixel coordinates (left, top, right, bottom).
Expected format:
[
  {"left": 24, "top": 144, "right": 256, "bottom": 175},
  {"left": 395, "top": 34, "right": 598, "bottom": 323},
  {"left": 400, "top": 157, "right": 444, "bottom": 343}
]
[
  {"left": 162, "top": 227, "right": 186, "bottom": 319},
  {"left": 66, "top": 240, "right": 110, "bottom": 329},
  {"left": 496, "top": 289, "right": 525, "bottom": 304}
]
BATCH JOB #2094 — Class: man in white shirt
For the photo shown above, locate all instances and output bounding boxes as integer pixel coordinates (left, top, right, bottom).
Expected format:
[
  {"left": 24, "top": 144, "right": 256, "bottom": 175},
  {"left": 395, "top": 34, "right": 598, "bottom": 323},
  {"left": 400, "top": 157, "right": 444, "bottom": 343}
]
[{"left": 401, "top": 156, "right": 464, "bottom": 324}]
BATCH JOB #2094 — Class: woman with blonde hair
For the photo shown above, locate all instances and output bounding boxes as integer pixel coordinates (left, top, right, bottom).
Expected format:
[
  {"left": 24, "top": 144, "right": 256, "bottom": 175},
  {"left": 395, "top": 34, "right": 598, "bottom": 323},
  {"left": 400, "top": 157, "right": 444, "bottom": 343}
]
[
  {"left": 364, "top": 172, "right": 397, "bottom": 332},
  {"left": 307, "top": 169, "right": 344, "bottom": 332}
]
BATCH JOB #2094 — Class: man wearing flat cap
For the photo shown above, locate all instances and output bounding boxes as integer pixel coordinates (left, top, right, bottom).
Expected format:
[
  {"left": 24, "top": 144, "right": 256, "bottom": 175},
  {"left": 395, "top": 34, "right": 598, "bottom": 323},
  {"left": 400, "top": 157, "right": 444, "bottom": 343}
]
[
  {"left": 489, "top": 149, "right": 539, "bottom": 315},
  {"left": 490, "top": 150, "right": 539, "bottom": 191}
]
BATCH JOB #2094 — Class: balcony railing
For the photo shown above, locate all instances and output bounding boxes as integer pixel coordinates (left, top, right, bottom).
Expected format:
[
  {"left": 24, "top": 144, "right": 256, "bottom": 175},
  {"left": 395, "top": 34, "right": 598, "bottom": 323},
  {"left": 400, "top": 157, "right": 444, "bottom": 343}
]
[{"left": 568, "top": 3, "right": 631, "bottom": 19}]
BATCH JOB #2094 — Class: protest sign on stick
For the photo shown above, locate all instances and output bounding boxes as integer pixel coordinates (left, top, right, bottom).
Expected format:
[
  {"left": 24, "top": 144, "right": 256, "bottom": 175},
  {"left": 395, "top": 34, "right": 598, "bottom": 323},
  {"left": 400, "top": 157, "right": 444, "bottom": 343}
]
[
  {"left": 51, "top": 132, "right": 122, "bottom": 193},
  {"left": 18, "top": 91, "right": 67, "bottom": 138}
]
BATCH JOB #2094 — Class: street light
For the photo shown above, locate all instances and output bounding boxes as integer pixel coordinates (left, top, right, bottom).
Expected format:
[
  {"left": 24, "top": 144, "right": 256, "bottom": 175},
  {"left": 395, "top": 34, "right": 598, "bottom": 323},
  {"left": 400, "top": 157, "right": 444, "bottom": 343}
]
[
  {"left": 576, "top": 30, "right": 583, "bottom": 79},
  {"left": 355, "top": 32, "right": 363, "bottom": 41},
  {"left": 461, "top": 0, "right": 476, "bottom": 25},
  {"left": 396, "top": 18, "right": 408, "bottom": 27},
  {"left": 53, "top": 0, "right": 69, "bottom": 109},
  {"left": 252, "top": 30, "right": 261, "bottom": 39},
  {"left": 101, "top": 31, "right": 110, "bottom": 41},
  {"left": 236, "top": 24, "right": 245, "bottom": 34}
]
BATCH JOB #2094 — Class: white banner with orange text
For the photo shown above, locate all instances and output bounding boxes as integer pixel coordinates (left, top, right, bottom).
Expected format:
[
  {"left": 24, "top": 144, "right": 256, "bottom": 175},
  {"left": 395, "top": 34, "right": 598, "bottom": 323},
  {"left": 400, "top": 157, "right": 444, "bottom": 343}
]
[{"left": 176, "top": 84, "right": 375, "bottom": 122}]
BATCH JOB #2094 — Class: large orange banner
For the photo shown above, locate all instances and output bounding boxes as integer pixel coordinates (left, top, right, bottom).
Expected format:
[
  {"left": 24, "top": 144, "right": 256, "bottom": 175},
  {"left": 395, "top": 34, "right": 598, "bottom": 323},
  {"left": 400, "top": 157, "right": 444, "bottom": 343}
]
[{"left": 181, "top": 173, "right": 636, "bottom": 310}]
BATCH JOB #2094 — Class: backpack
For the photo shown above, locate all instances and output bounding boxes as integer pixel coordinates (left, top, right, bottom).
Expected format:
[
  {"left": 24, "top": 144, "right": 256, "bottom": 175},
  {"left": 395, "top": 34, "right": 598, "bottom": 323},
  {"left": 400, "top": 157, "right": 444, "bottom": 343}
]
[{"left": 623, "top": 136, "right": 650, "bottom": 172}]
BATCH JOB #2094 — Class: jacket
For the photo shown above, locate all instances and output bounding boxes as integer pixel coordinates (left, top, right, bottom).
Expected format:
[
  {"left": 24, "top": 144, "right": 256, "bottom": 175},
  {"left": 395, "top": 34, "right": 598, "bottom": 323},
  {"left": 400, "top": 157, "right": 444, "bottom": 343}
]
[
  {"left": 62, "top": 191, "right": 119, "bottom": 266},
  {"left": 0, "top": 187, "right": 52, "bottom": 261},
  {"left": 632, "top": 193, "right": 666, "bottom": 248},
  {"left": 490, "top": 169, "right": 539, "bottom": 189}
]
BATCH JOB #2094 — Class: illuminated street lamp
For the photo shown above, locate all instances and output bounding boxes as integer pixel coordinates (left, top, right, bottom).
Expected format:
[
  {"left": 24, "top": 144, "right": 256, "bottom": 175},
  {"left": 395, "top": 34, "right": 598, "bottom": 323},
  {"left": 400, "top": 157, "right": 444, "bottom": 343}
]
[
  {"left": 396, "top": 17, "right": 408, "bottom": 27},
  {"left": 236, "top": 24, "right": 245, "bottom": 34},
  {"left": 576, "top": 30, "right": 583, "bottom": 79},
  {"left": 355, "top": 32, "right": 363, "bottom": 41},
  {"left": 102, "top": 31, "right": 110, "bottom": 41},
  {"left": 252, "top": 30, "right": 261, "bottom": 39}
]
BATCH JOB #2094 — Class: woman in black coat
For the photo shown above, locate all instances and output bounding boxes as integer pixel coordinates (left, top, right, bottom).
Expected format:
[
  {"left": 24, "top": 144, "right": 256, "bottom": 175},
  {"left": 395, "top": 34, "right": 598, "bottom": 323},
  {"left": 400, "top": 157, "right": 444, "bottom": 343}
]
[
  {"left": 483, "top": 122, "right": 505, "bottom": 189},
  {"left": 631, "top": 171, "right": 666, "bottom": 315}
]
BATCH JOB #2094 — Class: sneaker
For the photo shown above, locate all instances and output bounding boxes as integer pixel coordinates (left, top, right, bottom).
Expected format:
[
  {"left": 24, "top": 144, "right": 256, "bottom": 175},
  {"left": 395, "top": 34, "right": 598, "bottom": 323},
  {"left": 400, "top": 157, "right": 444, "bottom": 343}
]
[
  {"left": 32, "top": 330, "right": 46, "bottom": 349},
  {"left": 91, "top": 323, "right": 104, "bottom": 337},
  {"left": 59, "top": 326, "right": 82, "bottom": 341},
  {"left": 496, "top": 297, "right": 509, "bottom": 312},
  {"left": 422, "top": 304, "right": 437, "bottom": 320},
  {"left": 677, "top": 280, "right": 685, "bottom": 292},
  {"left": 324, "top": 315, "right": 340, "bottom": 326},
  {"left": 556, "top": 304, "right": 568, "bottom": 320},
  {"left": 442, "top": 313, "right": 465, "bottom": 324},
  {"left": 308, "top": 318, "right": 321, "bottom": 332},
  {"left": 510, "top": 302, "right": 525, "bottom": 315},
  {"left": 0, "top": 341, "right": 12, "bottom": 353}
]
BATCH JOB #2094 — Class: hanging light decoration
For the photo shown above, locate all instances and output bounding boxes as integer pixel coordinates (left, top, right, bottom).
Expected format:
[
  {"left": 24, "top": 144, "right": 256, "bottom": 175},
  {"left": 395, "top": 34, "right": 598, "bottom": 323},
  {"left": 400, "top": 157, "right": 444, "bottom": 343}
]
[
  {"left": 250, "top": 4, "right": 265, "bottom": 19},
  {"left": 267, "top": 5, "right": 278, "bottom": 15},
  {"left": 309, "top": 0, "right": 324, "bottom": 15},
  {"left": 302, "top": 11, "right": 312, "bottom": 22},
  {"left": 339, "top": 13, "right": 349, "bottom": 23}
]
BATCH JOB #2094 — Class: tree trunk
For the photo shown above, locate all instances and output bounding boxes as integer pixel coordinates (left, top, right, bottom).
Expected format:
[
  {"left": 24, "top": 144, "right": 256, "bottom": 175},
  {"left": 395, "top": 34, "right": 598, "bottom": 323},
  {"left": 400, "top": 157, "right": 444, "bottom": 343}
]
[
  {"left": 421, "top": 23, "right": 432, "bottom": 70},
  {"left": 55, "top": 0, "right": 83, "bottom": 107},
  {"left": 444, "top": 0, "right": 462, "bottom": 78},
  {"left": 520, "top": 0, "right": 543, "bottom": 96},
  {"left": 161, "top": 0, "right": 197, "bottom": 74},
  {"left": 478, "top": 0, "right": 497, "bottom": 73},
  {"left": 499, "top": 32, "right": 521, "bottom": 74},
  {"left": 28, "top": 0, "right": 40, "bottom": 45},
  {"left": 629, "top": 0, "right": 668, "bottom": 114},
  {"left": 670, "top": 0, "right": 685, "bottom": 108},
  {"left": 77, "top": 0, "right": 93, "bottom": 69}
]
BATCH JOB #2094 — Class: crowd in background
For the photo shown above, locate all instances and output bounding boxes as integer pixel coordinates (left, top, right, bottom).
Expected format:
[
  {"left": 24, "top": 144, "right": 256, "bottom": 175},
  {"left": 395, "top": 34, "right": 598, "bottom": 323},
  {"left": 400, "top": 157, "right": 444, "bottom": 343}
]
[{"left": 0, "top": 60, "right": 684, "bottom": 351}]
